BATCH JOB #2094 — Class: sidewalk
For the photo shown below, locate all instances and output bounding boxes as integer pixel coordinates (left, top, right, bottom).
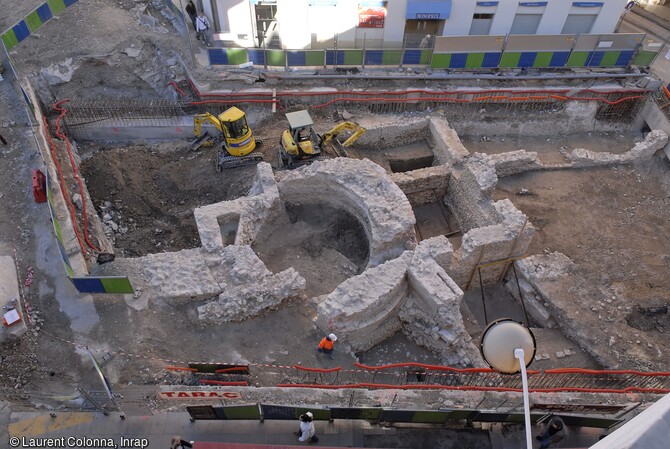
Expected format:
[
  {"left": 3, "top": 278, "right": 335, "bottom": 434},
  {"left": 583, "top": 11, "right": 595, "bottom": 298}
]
[{"left": 3, "top": 410, "right": 607, "bottom": 448}]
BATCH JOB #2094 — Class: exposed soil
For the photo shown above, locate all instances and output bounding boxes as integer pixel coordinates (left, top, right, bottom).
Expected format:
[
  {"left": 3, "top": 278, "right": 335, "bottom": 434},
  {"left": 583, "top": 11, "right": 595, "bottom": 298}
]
[
  {"left": 79, "top": 142, "right": 255, "bottom": 256},
  {"left": 493, "top": 157, "right": 670, "bottom": 370},
  {"left": 253, "top": 203, "right": 369, "bottom": 297}
]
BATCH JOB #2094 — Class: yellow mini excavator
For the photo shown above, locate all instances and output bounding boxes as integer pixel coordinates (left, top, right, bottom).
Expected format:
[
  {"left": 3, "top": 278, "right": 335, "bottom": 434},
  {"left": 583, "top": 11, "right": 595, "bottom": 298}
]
[
  {"left": 190, "top": 106, "right": 263, "bottom": 170},
  {"left": 279, "top": 110, "right": 366, "bottom": 169}
]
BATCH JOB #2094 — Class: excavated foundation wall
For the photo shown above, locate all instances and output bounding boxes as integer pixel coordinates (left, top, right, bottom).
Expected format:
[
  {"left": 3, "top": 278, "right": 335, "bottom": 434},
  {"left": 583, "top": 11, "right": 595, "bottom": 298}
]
[{"left": 25, "top": 81, "right": 112, "bottom": 275}]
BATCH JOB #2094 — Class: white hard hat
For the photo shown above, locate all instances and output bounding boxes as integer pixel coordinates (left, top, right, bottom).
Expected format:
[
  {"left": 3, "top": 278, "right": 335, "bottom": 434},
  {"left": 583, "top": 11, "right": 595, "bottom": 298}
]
[
  {"left": 306, "top": 411, "right": 314, "bottom": 418},
  {"left": 328, "top": 333, "right": 337, "bottom": 342}
]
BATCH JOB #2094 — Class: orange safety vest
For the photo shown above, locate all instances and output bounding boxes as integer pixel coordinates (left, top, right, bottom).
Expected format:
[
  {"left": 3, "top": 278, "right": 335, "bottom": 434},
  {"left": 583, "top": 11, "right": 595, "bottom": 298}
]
[{"left": 318, "top": 337, "right": 334, "bottom": 351}]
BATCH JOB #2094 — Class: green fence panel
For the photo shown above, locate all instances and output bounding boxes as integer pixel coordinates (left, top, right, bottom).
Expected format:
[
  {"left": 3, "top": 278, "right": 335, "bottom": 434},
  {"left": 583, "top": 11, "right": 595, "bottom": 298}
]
[
  {"left": 382, "top": 50, "right": 402, "bottom": 65},
  {"left": 294, "top": 407, "right": 331, "bottom": 421},
  {"left": 221, "top": 405, "right": 261, "bottom": 420},
  {"left": 1, "top": 30, "right": 19, "bottom": 51},
  {"left": 465, "top": 53, "right": 484, "bottom": 69},
  {"left": 631, "top": 50, "right": 657, "bottom": 67},
  {"left": 567, "top": 51, "right": 590, "bottom": 67},
  {"left": 25, "top": 10, "right": 44, "bottom": 33},
  {"left": 100, "top": 277, "right": 135, "bottom": 294},
  {"left": 412, "top": 410, "right": 451, "bottom": 424},
  {"left": 430, "top": 53, "right": 451, "bottom": 69},
  {"left": 533, "top": 52, "right": 553, "bottom": 68},
  {"left": 47, "top": 0, "right": 67, "bottom": 14},
  {"left": 305, "top": 50, "right": 325, "bottom": 66},
  {"left": 343, "top": 50, "right": 363, "bottom": 65},
  {"left": 599, "top": 51, "right": 621, "bottom": 67},
  {"left": 266, "top": 49, "right": 285, "bottom": 66},
  {"left": 420, "top": 50, "right": 431, "bottom": 65},
  {"left": 499, "top": 52, "right": 521, "bottom": 67},
  {"left": 226, "top": 48, "right": 248, "bottom": 65}
]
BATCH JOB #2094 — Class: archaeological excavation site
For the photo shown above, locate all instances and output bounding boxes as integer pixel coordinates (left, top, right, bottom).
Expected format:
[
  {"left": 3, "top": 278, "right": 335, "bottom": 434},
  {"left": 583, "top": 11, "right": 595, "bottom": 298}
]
[
  {"left": 27, "top": 66, "right": 670, "bottom": 381},
  {"left": 2, "top": 2, "right": 670, "bottom": 446}
]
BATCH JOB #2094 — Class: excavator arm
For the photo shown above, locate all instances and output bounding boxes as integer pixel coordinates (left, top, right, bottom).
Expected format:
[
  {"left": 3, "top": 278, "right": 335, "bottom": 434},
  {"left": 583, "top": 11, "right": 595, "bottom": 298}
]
[
  {"left": 320, "top": 122, "right": 367, "bottom": 147},
  {"left": 193, "top": 113, "right": 225, "bottom": 138},
  {"left": 190, "top": 113, "right": 226, "bottom": 151}
]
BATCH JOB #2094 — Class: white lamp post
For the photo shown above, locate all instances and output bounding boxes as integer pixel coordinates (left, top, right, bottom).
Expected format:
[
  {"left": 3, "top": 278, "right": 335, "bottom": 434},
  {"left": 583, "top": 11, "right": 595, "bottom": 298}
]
[{"left": 480, "top": 318, "right": 537, "bottom": 449}]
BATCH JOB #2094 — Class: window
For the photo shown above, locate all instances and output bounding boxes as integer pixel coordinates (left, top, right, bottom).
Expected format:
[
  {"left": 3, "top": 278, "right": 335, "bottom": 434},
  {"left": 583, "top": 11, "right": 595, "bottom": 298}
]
[
  {"left": 561, "top": 14, "right": 597, "bottom": 34},
  {"left": 510, "top": 14, "right": 542, "bottom": 34},
  {"left": 470, "top": 13, "right": 494, "bottom": 35}
]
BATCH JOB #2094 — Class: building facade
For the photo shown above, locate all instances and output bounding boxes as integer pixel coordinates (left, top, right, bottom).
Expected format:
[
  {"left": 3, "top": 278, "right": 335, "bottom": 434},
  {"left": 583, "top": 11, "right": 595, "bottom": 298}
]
[{"left": 199, "top": 0, "right": 628, "bottom": 49}]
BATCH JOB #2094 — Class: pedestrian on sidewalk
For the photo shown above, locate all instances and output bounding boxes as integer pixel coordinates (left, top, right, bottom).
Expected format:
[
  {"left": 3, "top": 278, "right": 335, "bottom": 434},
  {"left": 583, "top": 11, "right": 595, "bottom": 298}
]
[
  {"left": 185, "top": 0, "right": 197, "bottom": 31},
  {"left": 419, "top": 34, "right": 431, "bottom": 49},
  {"left": 296, "top": 412, "right": 319, "bottom": 443},
  {"left": 536, "top": 419, "right": 564, "bottom": 449},
  {"left": 317, "top": 333, "right": 337, "bottom": 360},
  {"left": 171, "top": 436, "right": 194, "bottom": 449},
  {"left": 195, "top": 11, "right": 211, "bottom": 47}
]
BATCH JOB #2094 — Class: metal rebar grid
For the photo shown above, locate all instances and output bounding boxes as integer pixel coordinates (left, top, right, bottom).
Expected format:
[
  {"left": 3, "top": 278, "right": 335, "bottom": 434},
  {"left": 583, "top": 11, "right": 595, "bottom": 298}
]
[{"left": 59, "top": 99, "right": 185, "bottom": 125}]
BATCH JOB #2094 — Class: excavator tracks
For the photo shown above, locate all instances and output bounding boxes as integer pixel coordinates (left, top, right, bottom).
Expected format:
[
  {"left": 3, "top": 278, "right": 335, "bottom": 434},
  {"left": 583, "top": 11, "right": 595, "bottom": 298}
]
[{"left": 217, "top": 152, "right": 264, "bottom": 171}]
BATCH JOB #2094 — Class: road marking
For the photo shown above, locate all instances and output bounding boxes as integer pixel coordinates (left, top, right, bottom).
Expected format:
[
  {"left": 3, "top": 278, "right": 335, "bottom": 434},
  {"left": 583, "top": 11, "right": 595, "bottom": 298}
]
[{"left": 9, "top": 413, "right": 94, "bottom": 437}]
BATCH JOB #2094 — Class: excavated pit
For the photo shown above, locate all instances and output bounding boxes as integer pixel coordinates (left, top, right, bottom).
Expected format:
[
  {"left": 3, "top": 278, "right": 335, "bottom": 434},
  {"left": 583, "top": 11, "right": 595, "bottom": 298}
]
[
  {"left": 79, "top": 142, "right": 256, "bottom": 256},
  {"left": 346, "top": 140, "right": 435, "bottom": 173},
  {"left": 252, "top": 202, "right": 369, "bottom": 297}
]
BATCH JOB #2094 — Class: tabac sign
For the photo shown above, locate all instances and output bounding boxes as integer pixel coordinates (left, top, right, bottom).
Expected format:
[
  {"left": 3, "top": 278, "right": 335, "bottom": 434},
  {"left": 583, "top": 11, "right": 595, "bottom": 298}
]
[{"left": 160, "top": 390, "right": 242, "bottom": 399}]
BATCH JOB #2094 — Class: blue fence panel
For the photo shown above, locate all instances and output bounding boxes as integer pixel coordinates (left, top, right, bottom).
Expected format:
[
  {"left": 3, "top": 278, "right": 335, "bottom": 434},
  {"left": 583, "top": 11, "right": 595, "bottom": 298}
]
[
  {"left": 549, "top": 51, "right": 570, "bottom": 67},
  {"left": 364, "top": 50, "right": 383, "bottom": 65},
  {"left": 325, "top": 50, "right": 345, "bottom": 65},
  {"left": 518, "top": 52, "right": 537, "bottom": 67},
  {"left": 286, "top": 51, "right": 306, "bottom": 66},
  {"left": 12, "top": 21, "right": 31, "bottom": 42},
  {"left": 209, "top": 49, "right": 228, "bottom": 65},
  {"left": 587, "top": 51, "right": 604, "bottom": 66},
  {"left": 247, "top": 49, "right": 266, "bottom": 66},
  {"left": 615, "top": 50, "right": 635, "bottom": 66},
  {"left": 71, "top": 278, "right": 106, "bottom": 294},
  {"left": 36, "top": 3, "right": 53, "bottom": 22},
  {"left": 449, "top": 53, "right": 467, "bottom": 68},
  {"left": 402, "top": 49, "right": 422, "bottom": 64},
  {"left": 482, "top": 52, "right": 501, "bottom": 68}
]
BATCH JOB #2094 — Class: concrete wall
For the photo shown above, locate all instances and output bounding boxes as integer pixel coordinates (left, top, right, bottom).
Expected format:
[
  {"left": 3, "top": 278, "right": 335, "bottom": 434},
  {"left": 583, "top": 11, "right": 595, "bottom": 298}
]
[{"left": 639, "top": 99, "right": 670, "bottom": 158}]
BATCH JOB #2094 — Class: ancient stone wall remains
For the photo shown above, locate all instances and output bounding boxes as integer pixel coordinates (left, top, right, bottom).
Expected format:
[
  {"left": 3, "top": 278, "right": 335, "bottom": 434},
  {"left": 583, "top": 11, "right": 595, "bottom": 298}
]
[
  {"left": 276, "top": 158, "right": 416, "bottom": 268},
  {"left": 390, "top": 165, "right": 450, "bottom": 207}
]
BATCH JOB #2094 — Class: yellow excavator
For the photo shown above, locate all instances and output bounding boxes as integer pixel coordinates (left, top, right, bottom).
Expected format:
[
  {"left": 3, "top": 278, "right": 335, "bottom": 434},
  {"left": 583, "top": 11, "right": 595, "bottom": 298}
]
[
  {"left": 279, "top": 110, "right": 366, "bottom": 169},
  {"left": 190, "top": 107, "right": 263, "bottom": 170}
]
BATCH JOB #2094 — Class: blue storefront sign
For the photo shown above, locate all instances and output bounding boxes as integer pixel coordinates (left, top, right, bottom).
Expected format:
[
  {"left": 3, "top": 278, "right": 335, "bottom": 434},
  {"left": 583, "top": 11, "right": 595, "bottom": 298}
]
[
  {"left": 406, "top": 0, "right": 452, "bottom": 20},
  {"left": 477, "top": 1, "right": 499, "bottom": 6},
  {"left": 519, "top": 1, "right": 548, "bottom": 6},
  {"left": 572, "top": 2, "right": 604, "bottom": 6}
]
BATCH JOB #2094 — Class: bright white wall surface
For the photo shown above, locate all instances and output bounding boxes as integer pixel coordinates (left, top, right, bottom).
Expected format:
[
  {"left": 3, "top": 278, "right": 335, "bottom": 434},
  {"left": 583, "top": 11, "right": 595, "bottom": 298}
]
[{"left": 208, "top": 0, "right": 629, "bottom": 48}]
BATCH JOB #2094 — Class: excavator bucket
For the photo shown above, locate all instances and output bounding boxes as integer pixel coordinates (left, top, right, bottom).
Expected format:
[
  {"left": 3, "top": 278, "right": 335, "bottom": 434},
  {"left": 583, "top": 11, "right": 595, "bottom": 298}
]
[{"left": 190, "top": 132, "right": 213, "bottom": 151}]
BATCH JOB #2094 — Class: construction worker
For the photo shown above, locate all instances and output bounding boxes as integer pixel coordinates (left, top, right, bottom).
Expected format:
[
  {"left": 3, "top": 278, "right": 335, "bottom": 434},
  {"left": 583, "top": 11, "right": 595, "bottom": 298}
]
[{"left": 317, "top": 333, "right": 337, "bottom": 360}]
